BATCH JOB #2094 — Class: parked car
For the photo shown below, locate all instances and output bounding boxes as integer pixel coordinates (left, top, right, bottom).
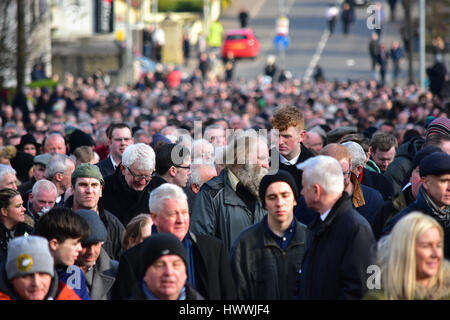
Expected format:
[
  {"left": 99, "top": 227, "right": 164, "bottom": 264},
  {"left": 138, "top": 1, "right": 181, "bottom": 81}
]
[{"left": 221, "top": 28, "right": 261, "bottom": 59}]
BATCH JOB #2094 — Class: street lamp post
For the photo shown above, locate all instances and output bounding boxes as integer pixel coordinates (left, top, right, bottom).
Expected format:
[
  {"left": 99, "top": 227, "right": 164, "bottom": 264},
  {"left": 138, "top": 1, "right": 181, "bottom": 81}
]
[
  {"left": 126, "top": 0, "right": 132, "bottom": 86},
  {"left": 419, "top": 0, "right": 426, "bottom": 91}
]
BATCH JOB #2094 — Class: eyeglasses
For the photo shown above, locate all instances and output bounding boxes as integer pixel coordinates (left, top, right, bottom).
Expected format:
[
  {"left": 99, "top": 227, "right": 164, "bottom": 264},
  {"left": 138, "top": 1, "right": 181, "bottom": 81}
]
[
  {"left": 343, "top": 170, "right": 352, "bottom": 178},
  {"left": 174, "top": 165, "right": 191, "bottom": 170},
  {"left": 126, "top": 166, "right": 153, "bottom": 182}
]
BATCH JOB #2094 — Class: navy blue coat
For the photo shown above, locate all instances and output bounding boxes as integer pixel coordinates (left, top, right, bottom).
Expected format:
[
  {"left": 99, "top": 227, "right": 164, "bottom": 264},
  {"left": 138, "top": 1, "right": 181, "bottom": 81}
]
[
  {"left": 360, "top": 168, "right": 394, "bottom": 201},
  {"left": 298, "top": 193, "right": 376, "bottom": 300}
]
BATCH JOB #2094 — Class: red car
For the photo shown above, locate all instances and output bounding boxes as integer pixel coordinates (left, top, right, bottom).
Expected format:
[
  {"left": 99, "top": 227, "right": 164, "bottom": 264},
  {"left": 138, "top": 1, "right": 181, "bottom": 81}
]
[{"left": 221, "top": 28, "right": 261, "bottom": 59}]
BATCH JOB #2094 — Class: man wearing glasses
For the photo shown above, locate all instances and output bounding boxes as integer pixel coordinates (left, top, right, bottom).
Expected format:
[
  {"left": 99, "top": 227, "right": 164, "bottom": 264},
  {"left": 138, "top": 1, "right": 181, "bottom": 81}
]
[
  {"left": 101, "top": 143, "right": 156, "bottom": 227},
  {"left": 96, "top": 123, "right": 134, "bottom": 179}
]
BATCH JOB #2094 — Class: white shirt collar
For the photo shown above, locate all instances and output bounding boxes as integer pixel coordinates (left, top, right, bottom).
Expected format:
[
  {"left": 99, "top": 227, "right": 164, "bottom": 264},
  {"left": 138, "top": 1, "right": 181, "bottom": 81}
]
[
  {"left": 280, "top": 152, "right": 300, "bottom": 166},
  {"left": 110, "top": 154, "right": 118, "bottom": 169},
  {"left": 320, "top": 208, "right": 332, "bottom": 222}
]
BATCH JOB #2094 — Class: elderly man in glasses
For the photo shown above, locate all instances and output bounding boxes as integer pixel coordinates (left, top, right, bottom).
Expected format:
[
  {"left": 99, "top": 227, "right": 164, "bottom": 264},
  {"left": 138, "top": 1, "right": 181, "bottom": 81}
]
[{"left": 101, "top": 143, "right": 156, "bottom": 227}]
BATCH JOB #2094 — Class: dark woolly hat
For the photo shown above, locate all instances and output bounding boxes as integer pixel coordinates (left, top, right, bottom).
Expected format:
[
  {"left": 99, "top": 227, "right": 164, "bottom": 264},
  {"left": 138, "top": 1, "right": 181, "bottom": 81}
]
[
  {"left": 141, "top": 233, "right": 187, "bottom": 272},
  {"left": 68, "top": 129, "right": 95, "bottom": 154},
  {"left": 419, "top": 152, "right": 450, "bottom": 177},
  {"left": 259, "top": 170, "right": 299, "bottom": 208},
  {"left": 412, "top": 146, "right": 442, "bottom": 170},
  {"left": 426, "top": 117, "right": 450, "bottom": 137},
  {"left": 10, "top": 150, "right": 34, "bottom": 183},
  {"left": 75, "top": 209, "right": 107, "bottom": 244}
]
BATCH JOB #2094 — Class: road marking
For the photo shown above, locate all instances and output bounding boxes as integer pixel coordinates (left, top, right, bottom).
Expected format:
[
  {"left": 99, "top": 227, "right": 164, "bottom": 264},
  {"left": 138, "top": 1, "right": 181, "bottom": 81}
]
[{"left": 303, "top": 0, "right": 344, "bottom": 82}]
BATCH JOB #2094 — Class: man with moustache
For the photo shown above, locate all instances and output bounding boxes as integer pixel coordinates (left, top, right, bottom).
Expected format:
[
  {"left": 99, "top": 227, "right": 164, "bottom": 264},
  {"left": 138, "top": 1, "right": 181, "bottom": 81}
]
[{"left": 190, "top": 130, "right": 270, "bottom": 251}]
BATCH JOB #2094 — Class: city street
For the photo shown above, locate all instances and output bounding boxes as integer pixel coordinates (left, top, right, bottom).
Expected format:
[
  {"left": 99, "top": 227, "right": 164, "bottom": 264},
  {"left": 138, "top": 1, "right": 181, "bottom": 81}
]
[{"left": 214, "top": 0, "right": 414, "bottom": 85}]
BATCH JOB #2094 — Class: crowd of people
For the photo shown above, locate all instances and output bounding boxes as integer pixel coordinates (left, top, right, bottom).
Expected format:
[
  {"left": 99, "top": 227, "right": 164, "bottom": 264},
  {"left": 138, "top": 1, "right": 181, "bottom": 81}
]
[{"left": 0, "top": 40, "right": 448, "bottom": 300}]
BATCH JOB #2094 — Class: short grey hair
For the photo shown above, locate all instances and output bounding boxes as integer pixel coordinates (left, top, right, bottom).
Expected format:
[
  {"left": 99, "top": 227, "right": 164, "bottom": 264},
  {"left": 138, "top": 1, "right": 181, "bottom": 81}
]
[
  {"left": 0, "top": 164, "right": 16, "bottom": 183},
  {"left": 149, "top": 183, "right": 187, "bottom": 214},
  {"left": 122, "top": 143, "right": 155, "bottom": 171},
  {"left": 32, "top": 179, "right": 57, "bottom": 196},
  {"left": 188, "top": 163, "right": 216, "bottom": 188},
  {"left": 223, "top": 129, "right": 268, "bottom": 168},
  {"left": 297, "top": 155, "right": 344, "bottom": 195},
  {"left": 191, "top": 139, "right": 214, "bottom": 163},
  {"left": 45, "top": 154, "right": 74, "bottom": 180},
  {"left": 342, "top": 141, "right": 366, "bottom": 169}
]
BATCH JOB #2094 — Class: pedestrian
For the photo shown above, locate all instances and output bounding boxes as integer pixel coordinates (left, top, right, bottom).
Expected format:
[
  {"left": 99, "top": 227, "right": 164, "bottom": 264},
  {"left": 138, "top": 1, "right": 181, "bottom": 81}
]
[
  {"left": 368, "top": 32, "right": 381, "bottom": 73},
  {"left": 65, "top": 163, "right": 125, "bottom": 261},
  {"left": 297, "top": 155, "right": 376, "bottom": 299},
  {"left": 113, "top": 183, "right": 237, "bottom": 300},
  {"left": 122, "top": 213, "right": 153, "bottom": 250},
  {"left": 33, "top": 206, "right": 91, "bottom": 299},
  {"left": 230, "top": 170, "right": 309, "bottom": 299},
  {"left": 382, "top": 152, "right": 450, "bottom": 259},
  {"left": 377, "top": 43, "right": 389, "bottom": 86},
  {"left": 0, "top": 164, "right": 18, "bottom": 190},
  {"left": 44, "top": 154, "right": 75, "bottom": 206},
  {"left": 238, "top": 8, "right": 249, "bottom": 28},
  {"left": 102, "top": 143, "right": 155, "bottom": 227},
  {"left": 365, "top": 212, "right": 450, "bottom": 300},
  {"left": 271, "top": 105, "right": 315, "bottom": 193},
  {"left": 152, "top": 26, "right": 165, "bottom": 63},
  {"left": 95, "top": 123, "right": 134, "bottom": 179},
  {"left": 390, "top": 40, "right": 404, "bottom": 82},
  {"left": 182, "top": 32, "right": 190, "bottom": 66},
  {"left": 387, "top": 0, "right": 398, "bottom": 21},
  {"left": 191, "top": 130, "right": 270, "bottom": 251},
  {"left": 130, "top": 233, "right": 204, "bottom": 300},
  {"left": 0, "top": 236, "right": 80, "bottom": 300},
  {"left": 75, "top": 209, "right": 118, "bottom": 300},
  {"left": 264, "top": 55, "right": 277, "bottom": 79},
  {"left": 0, "top": 189, "right": 31, "bottom": 264},
  {"left": 341, "top": 2, "right": 354, "bottom": 36},
  {"left": 184, "top": 163, "right": 217, "bottom": 215},
  {"left": 427, "top": 55, "right": 448, "bottom": 99},
  {"left": 325, "top": 3, "right": 339, "bottom": 35},
  {"left": 369, "top": 131, "right": 398, "bottom": 173},
  {"left": 24, "top": 179, "right": 57, "bottom": 229}
]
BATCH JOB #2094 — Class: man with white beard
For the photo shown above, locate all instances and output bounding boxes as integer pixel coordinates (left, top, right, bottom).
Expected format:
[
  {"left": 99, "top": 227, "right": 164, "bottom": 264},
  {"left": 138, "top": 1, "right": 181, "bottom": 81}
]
[{"left": 190, "top": 130, "right": 270, "bottom": 251}]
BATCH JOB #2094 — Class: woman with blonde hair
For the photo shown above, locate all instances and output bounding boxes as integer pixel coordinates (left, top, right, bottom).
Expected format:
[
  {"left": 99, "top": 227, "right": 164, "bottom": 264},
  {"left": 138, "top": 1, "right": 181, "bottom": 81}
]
[
  {"left": 122, "top": 214, "right": 153, "bottom": 250},
  {"left": 365, "top": 211, "right": 450, "bottom": 300}
]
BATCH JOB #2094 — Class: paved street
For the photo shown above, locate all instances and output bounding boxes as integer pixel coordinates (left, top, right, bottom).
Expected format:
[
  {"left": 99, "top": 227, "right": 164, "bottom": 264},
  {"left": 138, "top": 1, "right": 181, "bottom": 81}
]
[{"left": 212, "top": 0, "right": 418, "bottom": 85}]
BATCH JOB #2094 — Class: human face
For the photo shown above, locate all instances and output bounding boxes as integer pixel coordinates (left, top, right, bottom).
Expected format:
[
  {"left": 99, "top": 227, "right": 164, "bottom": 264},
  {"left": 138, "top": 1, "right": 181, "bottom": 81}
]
[
  {"left": 29, "top": 189, "right": 57, "bottom": 216},
  {"left": 44, "top": 136, "right": 66, "bottom": 154},
  {"left": 0, "top": 173, "right": 17, "bottom": 190},
  {"left": 151, "top": 199, "right": 189, "bottom": 241},
  {"left": 23, "top": 144, "right": 37, "bottom": 156},
  {"left": 265, "top": 182, "right": 297, "bottom": 227},
  {"left": 422, "top": 174, "right": 450, "bottom": 209},
  {"left": 33, "top": 164, "right": 46, "bottom": 181},
  {"left": 50, "top": 238, "right": 82, "bottom": 267},
  {"left": 10, "top": 273, "right": 52, "bottom": 300},
  {"left": 371, "top": 146, "right": 396, "bottom": 172},
  {"left": 205, "top": 128, "right": 226, "bottom": 148},
  {"left": 122, "top": 162, "right": 154, "bottom": 191},
  {"left": 60, "top": 161, "right": 75, "bottom": 192},
  {"left": 305, "top": 132, "right": 323, "bottom": 155},
  {"left": 77, "top": 242, "right": 103, "bottom": 269},
  {"left": 409, "top": 167, "right": 421, "bottom": 199},
  {"left": 143, "top": 255, "right": 187, "bottom": 300},
  {"left": 1, "top": 195, "right": 25, "bottom": 228},
  {"left": 109, "top": 128, "right": 133, "bottom": 160},
  {"left": 415, "top": 227, "right": 443, "bottom": 287},
  {"left": 339, "top": 158, "right": 352, "bottom": 188},
  {"left": 73, "top": 177, "right": 103, "bottom": 211},
  {"left": 278, "top": 127, "right": 304, "bottom": 161},
  {"left": 173, "top": 158, "right": 192, "bottom": 188}
]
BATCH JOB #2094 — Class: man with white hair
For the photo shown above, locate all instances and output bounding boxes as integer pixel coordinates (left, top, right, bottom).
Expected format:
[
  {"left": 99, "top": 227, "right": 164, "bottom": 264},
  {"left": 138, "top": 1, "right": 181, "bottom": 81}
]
[
  {"left": 0, "top": 164, "right": 18, "bottom": 190},
  {"left": 44, "top": 154, "right": 75, "bottom": 206},
  {"left": 191, "top": 139, "right": 214, "bottom": 164},
  {"left": 112, "top": 183, "right": 237, "bottom": 300},
  {"left": 43, "top": 133, "right": 67, "bottom": 154},
  {"left": 191, "top": 130, "right": 270, "bottom": 250},
  {"left": 342, "top": 141, "right": 394, "bottom": 201},
  {"left": 297, "top": 156, "right": 376, "bottom": 300},
  {"left": 203, "top": 124, "right": 227, "bottom": 149},
  {"left": 184, "top": 163, "right": 217, "bottom": 215},
  {"left": 101, "top": 143, "right": 156, "bottom": 226},
  {"left": 25, "top": 179, "right": 57, "bottom": 228}
]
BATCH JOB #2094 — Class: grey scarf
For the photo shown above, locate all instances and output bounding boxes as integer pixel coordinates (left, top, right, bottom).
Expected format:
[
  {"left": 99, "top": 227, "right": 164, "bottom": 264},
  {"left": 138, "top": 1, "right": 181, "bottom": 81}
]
[{"left": 419, "top": 186, "right": 450, "bottom": 224}]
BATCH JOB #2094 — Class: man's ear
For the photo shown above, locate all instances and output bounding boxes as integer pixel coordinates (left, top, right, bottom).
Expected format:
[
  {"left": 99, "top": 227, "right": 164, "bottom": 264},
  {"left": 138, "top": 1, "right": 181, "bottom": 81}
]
[
  {"left": 120, "top": 164, "right": 126, "bottom": 176},
  {"left": 299, "top": 129, "right": 307, "bottom": 143},
  {"left": 48, "top": 238, "right": 59, "bottom": 252},
  {"left": 55, "top": 172, "right": 63, "bottom": 182},
  {"left": 168, "top": 165, "right": 177, "bottom": 177}
]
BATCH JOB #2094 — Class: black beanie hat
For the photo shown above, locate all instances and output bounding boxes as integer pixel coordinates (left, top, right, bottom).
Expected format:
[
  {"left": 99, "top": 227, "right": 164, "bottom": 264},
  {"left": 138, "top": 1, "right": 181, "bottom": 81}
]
[
  {"left": 141, "top": 233, "right": 188, "bottom": 271},
  {"left": 259, "top": 170, "right": 299, "bottom": 208},
  {"left": 68, "top": 129, "right": 95, "bottom": 154}
]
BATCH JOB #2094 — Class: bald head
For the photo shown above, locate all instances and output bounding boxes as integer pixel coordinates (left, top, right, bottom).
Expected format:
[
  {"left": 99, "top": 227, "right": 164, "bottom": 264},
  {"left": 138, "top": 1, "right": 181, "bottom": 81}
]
[{"left": 319, "top": 143, "right": 351, "bottom": 162}]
